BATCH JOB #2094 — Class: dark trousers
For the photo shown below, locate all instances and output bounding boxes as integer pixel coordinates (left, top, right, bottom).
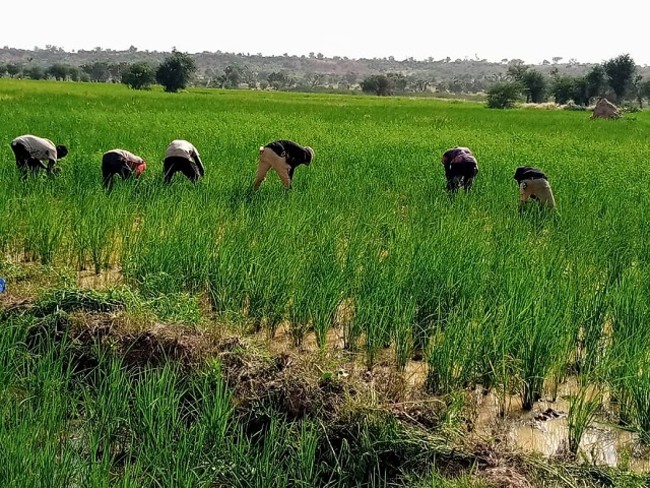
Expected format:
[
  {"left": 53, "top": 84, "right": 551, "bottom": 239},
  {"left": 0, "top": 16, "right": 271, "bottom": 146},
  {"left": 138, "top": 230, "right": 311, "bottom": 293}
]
[
  {"left": 102, "top": 152, "right": 133, "bottom": 190},
  {"left": 163, "top": 156, "right": 201, "bottom": 184},
  {"left": 11, "top": 142, "right": 48, "bottom": 179},
  {"left": 444, "top": 162, "right": 478, "bottom": 192}
]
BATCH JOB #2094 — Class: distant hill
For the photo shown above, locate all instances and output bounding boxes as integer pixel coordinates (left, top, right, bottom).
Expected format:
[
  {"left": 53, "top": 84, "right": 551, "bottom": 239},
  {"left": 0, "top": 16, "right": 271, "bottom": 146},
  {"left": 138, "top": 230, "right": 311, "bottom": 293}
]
[{"left": 1, "top": 46, "right": 649, "bottom": 95}]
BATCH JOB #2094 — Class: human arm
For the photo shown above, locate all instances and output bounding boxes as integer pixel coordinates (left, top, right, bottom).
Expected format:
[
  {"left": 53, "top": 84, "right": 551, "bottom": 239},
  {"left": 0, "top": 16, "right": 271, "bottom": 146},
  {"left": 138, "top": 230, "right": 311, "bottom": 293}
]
[{"left": 193, "top": 150, "right": 205, "bottom": 176}]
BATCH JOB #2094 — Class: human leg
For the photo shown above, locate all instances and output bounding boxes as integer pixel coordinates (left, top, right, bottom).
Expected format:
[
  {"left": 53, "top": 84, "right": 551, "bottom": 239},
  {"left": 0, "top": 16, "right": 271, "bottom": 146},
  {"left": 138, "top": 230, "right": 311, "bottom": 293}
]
[{"left": 253, "top": 148, "right": 274, "bottom": 189}]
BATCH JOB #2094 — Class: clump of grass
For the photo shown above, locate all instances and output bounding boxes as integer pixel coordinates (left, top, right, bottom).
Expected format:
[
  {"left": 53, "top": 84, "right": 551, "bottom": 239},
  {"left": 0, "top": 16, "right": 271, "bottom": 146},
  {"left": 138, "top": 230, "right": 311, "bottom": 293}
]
[
  {"left": 567, "top": 385, "right": 602, "bottom": 458},
  {"left": 32, "top": 287, "right": 125, "bottom": 316}
]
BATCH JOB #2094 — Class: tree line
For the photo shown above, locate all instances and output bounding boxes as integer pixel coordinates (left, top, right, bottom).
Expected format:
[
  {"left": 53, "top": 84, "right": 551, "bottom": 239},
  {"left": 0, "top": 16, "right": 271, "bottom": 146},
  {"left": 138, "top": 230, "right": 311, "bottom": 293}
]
[
  {"left": 0, "top": 50, "right": 196, "bottom": 93},
  {"left": 1, "top": 49, "right": 648, "bottom": 104},
  {"left": 0, "top": 52, "right": 495, "bottom": 95},
  {"left": 485, "top": 54, "right": 650, "bottom": 108}
]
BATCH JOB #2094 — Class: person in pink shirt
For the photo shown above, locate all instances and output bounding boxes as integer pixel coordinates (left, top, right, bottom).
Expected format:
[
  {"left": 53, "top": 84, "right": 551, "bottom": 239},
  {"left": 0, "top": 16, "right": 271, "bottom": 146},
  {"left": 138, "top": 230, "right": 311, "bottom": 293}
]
[{"left": 102, "top": 149, "right": 147, "bottom": 190}]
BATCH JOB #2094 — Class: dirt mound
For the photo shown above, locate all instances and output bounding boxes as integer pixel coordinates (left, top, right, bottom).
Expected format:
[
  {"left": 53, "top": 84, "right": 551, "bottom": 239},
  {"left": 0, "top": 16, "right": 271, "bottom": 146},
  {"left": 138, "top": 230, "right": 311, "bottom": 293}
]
[
  {"left": 76, "top": 319, "right": 216, "bottom": 369},
  {"left": 217, "top": 336, "right": 346, "bottom": 420},
  {"left": 591, "top": 98, "right": 621, "bottom": 119},
  {"left": 21, "top": 310, "right": 216, "bottom": 371}
]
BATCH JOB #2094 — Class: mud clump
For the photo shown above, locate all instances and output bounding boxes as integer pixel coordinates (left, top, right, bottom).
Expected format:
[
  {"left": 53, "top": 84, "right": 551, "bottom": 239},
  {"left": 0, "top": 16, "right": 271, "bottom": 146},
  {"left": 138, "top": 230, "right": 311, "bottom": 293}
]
[{"left": 218, "top": 337, "right": 345, "bottom": 422}]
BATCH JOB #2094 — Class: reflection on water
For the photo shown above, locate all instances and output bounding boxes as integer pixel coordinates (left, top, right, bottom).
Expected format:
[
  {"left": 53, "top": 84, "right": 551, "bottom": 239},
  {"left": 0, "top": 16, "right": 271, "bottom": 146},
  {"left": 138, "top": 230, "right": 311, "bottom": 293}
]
[{"left": 472, "top": 383, "right": 650, "bottom": 473}]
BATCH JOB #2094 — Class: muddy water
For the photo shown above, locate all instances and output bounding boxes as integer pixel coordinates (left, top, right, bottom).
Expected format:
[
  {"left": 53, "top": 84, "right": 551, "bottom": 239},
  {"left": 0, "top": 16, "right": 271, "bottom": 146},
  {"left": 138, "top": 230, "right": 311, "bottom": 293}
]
[
  {"left": 252, "top": 319, "right": 650, "bottom": 472},
  {"left": 473, "top": 382, "right": 650, "bottom": 472},
  {"left": 77, "top": 268, "right": 123, "bottom": 289}
]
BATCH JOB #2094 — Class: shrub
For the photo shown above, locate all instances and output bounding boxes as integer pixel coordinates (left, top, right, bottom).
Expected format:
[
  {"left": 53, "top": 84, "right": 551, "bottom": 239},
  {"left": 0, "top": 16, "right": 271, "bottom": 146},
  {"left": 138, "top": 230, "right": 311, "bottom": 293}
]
[
  {"left": 156, "top": 50, "right": 196, "bottom": 93},
  {"left": 486, "top": 82, "right": 522, "bottom": 108},
  {"left": 361, "top": 75, "right": 393, "bottom": 96},
  {"left": 122, "top": 62, "right": 156, "bottom": 90}
]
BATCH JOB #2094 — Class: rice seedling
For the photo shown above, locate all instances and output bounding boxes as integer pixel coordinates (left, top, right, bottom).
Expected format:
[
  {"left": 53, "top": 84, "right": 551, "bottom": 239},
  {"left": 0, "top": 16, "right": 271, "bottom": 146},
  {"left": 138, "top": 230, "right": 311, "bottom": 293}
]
[{"left": 567, "top": 385, "right": 602, "bottom": 458}]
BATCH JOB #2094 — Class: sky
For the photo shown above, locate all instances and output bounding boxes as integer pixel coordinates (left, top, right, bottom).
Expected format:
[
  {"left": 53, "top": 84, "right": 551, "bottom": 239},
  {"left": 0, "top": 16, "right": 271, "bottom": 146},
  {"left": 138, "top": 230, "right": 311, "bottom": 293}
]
[{"left": 3, "top": 0, "right": 648, "bottom": 65}]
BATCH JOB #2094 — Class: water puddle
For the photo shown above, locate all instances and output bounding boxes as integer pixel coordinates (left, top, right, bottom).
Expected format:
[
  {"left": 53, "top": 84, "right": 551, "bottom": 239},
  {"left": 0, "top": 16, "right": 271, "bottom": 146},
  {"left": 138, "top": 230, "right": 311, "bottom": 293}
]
[
  {"left": 77, "top": 268, "right": 123, "bottom": 289},
  {"left": 473, "top": 382, "right": 650, "bottom": 472}
]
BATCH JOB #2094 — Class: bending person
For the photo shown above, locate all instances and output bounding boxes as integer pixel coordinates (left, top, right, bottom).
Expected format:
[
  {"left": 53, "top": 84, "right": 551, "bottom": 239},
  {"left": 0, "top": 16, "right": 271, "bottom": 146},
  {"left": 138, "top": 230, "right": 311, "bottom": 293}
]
[
  {"left": 514, "top": 166, "right": 556, "bottom": 209},
  {"left": 441, "top": 146, "right": 479, "bottom": 192},
  {"left": 102, "top": 149, "right": 147, "bottom": 190},
  {"left": 163, "top": 140, "right": 204, "bottom": 184},
  {"left": 254, "top": 140, "right": 314, "bottom": 189},
  {"left": 11, "top": 134, "right": 68, "bottom": 179}
]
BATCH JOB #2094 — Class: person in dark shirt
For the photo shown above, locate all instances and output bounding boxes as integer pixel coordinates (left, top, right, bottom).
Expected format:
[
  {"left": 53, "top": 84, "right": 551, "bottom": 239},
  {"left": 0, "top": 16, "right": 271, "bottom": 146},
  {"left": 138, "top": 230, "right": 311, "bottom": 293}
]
[
  {"left": 514, "top": 166, "right": 556, "bottom": 209},
  {"left": 441, "top": 146, "right": 479, "bottom": 192},
  {"left": 102, "top": 149, "right": 147, "bottom": 190},
  {"left": 254, "top": 140, "right": 314, "bottom": 189}
]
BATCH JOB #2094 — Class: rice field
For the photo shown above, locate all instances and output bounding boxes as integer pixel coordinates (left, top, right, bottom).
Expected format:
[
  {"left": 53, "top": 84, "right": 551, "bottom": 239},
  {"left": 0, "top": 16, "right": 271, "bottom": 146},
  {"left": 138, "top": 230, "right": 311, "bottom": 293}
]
[{"left": 2, "top": 79, "right": 650, "bottom": 486}]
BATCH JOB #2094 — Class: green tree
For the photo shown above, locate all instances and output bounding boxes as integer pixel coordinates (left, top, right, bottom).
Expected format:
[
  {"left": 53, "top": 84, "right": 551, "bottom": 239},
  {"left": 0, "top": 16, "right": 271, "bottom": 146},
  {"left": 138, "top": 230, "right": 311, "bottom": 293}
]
[
  {"left": 6, "top": 63, "right": 22, "bottom": 78},
  {"left": 25, "top": 65, "right": 47, "bottom": 80},
  {"left": 67, "top": 66, "right": 81, "bottom": 82},
  {"left": 81, "top": 62, "right": 110, "bottom": 82},
  {"left": 506, "top": 64, "right": 547, "bottom": 103},
  {"left": 361, "top": 75, "right": 393, "bottom": 96},
  {"left": 267, "top": 71, "right": 293, "bottom": 90},
  {"left": 486, "top": 82, "right": 522, "bottom": 108},
  {"left": 571, "top": 77, "right": 589, "bottom": 106},
  {"left": 585, "top": 65, "right": 607, "bottom": 103},
  {"left": 506, "top": 62, "right": 528, "bottom": 82},
  {"left": 387, "top": 73, "right": 407, "bottom": 93},
  {"left": 521, "top": 70, "right": 548, "bottom": 103},
  {"left": 633, "top": 76, "right": 650, "bottom": 108},
  {"left": 121, "top": 62, "right": 156, "bottom": 90},
  {"left": 220, "top": 65, "right": 242, "bottom": 89},
  {"left": 108, "top": 62, "right": 128, "bottom": 82},
  {"left": 603, "top": 54, "right": 636, "bottom": 101},
  {"left": 46, "top": 63, "right": 69, "bottom": 81},
  {"left": 155, "top": 50, "right": 197, "bottom": 93},
  {"left": 551, "top": 75, "right": 576, "bottom": 104}
]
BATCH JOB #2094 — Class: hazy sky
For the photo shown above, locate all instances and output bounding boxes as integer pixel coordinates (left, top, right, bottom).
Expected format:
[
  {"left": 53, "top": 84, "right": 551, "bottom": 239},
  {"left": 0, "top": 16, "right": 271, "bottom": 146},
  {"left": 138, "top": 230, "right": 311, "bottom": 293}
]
[{"left": 4, "top": 0, "right": 648, "bottom": 65}]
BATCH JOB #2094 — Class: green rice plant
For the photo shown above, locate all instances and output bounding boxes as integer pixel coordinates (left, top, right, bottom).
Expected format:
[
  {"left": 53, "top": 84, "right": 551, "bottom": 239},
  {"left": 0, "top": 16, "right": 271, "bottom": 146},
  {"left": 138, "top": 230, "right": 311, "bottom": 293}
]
[
  {"left": 22, "top": 198, "right": 67, "bottom": 265},
  {"left": 508, "top": 274, "right": 566, "bottom": 410},
  {"left": 71, "top": 192, "right": 123, "bottom": 274},
  {"left": 4, "top": 80, "right": 650, "bottom": 483},
  {"left": 81, "top": 356, "right": 133, "bottom": 475},
  {"left": 607, "top": 273, "right": 650, "bottom": 435},
  {"left": 290, "top": 420, "right": 321, "bottom": 487},
  {"left": 425, "top": 309, "right": 479, "bottom": 395},
  {"left": 32, "top": 287, "right": 125, "bottom": 315},
  {"left": 186, "top": 361, "right": 234, "bottom": 451},
  {"left": 392, "top": 296, "right": 417, "bottom": 370},
  {"left": 131, "top": 364, "right": 187, "bottom": 453},
  {"left": 567, "top": 386, "right": 602, "bottom": 458},
  {"left": 0, "top": 323, "right": 78, "bottom": 487},
  {"left": 225, "top": 421, "right": 291, "bottom": 488}
]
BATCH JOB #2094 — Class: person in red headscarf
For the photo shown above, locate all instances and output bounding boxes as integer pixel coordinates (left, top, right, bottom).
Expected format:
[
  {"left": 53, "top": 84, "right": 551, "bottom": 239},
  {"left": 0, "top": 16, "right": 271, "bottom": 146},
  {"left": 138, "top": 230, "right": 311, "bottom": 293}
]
[{"left": 102, "top": 148, "right": 147, "bottom": 190}]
